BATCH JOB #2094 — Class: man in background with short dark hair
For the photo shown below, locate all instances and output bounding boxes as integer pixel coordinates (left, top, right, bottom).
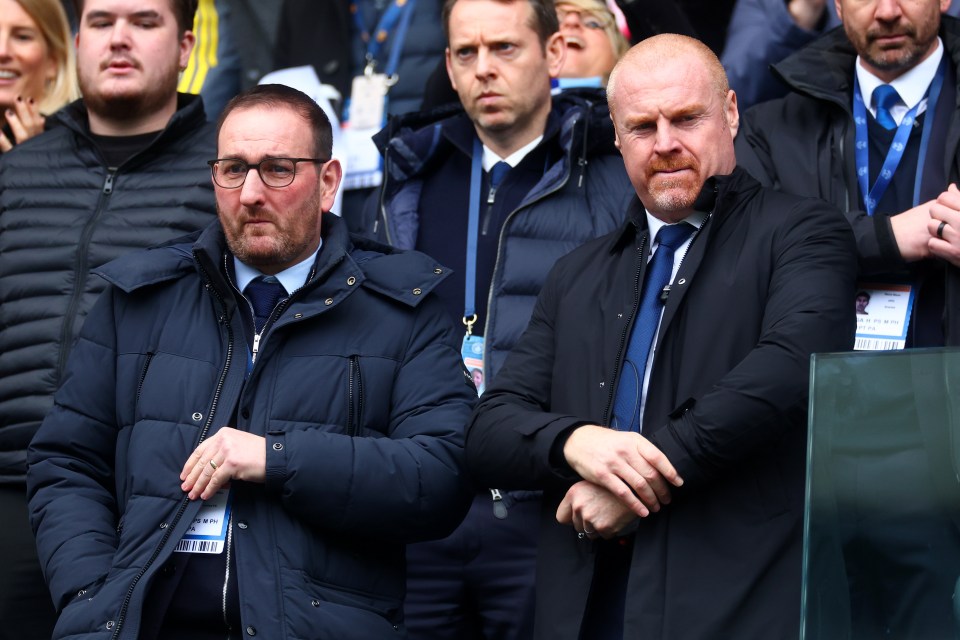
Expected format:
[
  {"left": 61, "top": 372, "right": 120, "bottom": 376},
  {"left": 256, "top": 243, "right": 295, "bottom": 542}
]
[{"left": 369, "top": 0, "right": 634, "bottom": 636}]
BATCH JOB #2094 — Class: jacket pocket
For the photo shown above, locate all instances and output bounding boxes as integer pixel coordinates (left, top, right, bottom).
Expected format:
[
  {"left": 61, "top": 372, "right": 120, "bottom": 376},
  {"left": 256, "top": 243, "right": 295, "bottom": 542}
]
[
  {"left": 134, "top": 351, "right": 155, "bottom": 414},
  {"left": 281, "top": 568, "right": 404, "bottom": 638},
  {"left": 299, "top": 570, "right": 401, "bottom": 621},
  {"left": 346, "top": 355, "right": 364, "bottom": 437}
]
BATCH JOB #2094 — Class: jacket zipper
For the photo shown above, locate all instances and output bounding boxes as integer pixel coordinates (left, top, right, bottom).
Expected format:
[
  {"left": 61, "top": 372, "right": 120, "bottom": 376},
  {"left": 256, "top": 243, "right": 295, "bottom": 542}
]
[
  {"left": 346, "top": 355, "right": 364, "bottom": 437},
  {"left": 222, "top": 511, "right": 234, "bottom": 632},
  {"left": 135, "top": 352, "right": 155, "bottom": 408},
  {"left": 55, "top": 169, "right": 117, "bottom": 388},
  {"left": 481, "top": 170, "right": 573, "bottom": 363},
  {"left": 477, "top": 172, "right": 572, "bottom": 518},
  {"left": 490, "top": 488, "right": 508, "bottom": 519},
  {"left": 482, "top": 183, "right": 500, "bottom": 236},
  {"left": 111, "top": 258, "right": 235, "bottom": 640}
]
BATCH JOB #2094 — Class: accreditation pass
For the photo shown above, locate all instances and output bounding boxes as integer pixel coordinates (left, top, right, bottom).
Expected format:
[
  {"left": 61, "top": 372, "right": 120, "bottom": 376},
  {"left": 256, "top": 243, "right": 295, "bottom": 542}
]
[
  {"left": 174, "top": 488, "right": 231, "bottom": 554},
  {"left": 853, "top": 283, "right": 914, "bottom": 351}
]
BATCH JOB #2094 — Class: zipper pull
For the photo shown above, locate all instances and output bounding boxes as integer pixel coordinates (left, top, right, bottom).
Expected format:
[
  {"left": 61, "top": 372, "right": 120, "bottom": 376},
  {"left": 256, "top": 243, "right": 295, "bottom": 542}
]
[
  {"left": 487, "top": 186, "right": 497, "bottom": 205},
  {"left": 102, "top": 170, "right": 116, "bottom": 195},
  {"left": 490, "top": 488, "right": 508, "bottom": 519},
  {"left": 251, "top": 332, "right": 261, "bottom": 364}
]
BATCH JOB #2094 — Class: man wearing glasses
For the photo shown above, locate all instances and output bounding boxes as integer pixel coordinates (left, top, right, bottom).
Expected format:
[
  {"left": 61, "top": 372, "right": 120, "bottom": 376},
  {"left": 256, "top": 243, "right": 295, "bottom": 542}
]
[{"left": 26, "top": 84, "right": 475, "bottom": 640}]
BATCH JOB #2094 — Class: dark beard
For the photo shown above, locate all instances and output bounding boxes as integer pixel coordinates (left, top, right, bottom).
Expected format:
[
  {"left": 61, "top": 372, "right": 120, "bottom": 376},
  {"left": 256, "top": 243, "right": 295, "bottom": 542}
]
[
  {"left": 78, "top": 62, "right": 180, "bottom": 126},
  {"left": 81, "top": 91, "right": 173, "bottom": 125}
]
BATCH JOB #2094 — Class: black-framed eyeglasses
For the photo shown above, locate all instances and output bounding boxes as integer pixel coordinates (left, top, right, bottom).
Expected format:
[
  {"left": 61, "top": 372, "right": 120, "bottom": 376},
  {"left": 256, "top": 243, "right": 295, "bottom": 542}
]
[{"left": 207, "top": 157, "right": 328, "bottom": 189}]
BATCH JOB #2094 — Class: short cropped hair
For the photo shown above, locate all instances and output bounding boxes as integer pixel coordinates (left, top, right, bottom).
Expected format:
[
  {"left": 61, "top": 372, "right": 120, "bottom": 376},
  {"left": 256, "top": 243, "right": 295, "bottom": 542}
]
[
  {"left": 608, "top": 34, "right": 729, "bottom": 112},
  {"left": 72, "top": 0, "right": 198, "bottom": 36},
  {"left": 442, "top": 0, "right": 560, "bottom": 50},
  {"left": 217, "top": 84, "right": 334, "bottom": 160}
]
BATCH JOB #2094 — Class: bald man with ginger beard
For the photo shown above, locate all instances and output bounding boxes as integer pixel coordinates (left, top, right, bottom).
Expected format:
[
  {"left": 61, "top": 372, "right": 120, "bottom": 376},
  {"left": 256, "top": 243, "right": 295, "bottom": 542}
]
[{"left": 465, "top": 34, "right": 857, "bottom": 640}]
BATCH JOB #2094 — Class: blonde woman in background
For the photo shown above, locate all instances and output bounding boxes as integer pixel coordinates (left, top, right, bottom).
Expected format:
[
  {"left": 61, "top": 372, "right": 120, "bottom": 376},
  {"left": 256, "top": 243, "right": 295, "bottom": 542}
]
[
  {"left": 556, "top": 0, "right": 628, "bottom": 82},
  {"left": 0, "top": 0, "right": 78, "bottom": 152}
]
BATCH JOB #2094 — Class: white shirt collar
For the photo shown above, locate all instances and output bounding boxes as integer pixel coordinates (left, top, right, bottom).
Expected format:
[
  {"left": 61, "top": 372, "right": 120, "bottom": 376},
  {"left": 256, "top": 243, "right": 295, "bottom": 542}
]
[
  {"left": 644, "top": 210, "right": 707, "bottom": 251},
  {"left": 481, "top": 135, "right": 544, "bottom": 171},
  {"left": 856, "top": 37, "right": 943, "bottom": 121},
  {"left": 234, "top": 240, "right": 322, "bottom": 296}
]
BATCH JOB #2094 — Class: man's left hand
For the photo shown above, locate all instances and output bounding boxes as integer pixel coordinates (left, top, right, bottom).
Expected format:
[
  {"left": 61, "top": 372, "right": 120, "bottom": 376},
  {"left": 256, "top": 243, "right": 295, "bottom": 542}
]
[
  {"left": 556, "top": 480, "right": 639, "bottom": 540},
  {"left": 180, "top": 427, "right": 266, "bottom": 500}
]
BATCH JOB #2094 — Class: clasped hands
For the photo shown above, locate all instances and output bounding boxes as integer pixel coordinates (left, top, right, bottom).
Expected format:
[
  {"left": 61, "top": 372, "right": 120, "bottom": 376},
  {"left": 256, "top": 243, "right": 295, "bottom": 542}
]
[
  {"left": 556, "top": 425, "right": 683, "bottom": 540},
  {"left": 179, "top": 427, "right": 267, "bottom": 501}
]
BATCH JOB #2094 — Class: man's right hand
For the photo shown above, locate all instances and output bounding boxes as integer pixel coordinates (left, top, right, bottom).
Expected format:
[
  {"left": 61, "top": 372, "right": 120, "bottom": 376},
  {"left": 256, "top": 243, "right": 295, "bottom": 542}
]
[
  {"left": 891, "top": 200, "right": 937, "bottom": 262},
  {"left": 562, "top": 425, "right": 683, "bottom": 518}
]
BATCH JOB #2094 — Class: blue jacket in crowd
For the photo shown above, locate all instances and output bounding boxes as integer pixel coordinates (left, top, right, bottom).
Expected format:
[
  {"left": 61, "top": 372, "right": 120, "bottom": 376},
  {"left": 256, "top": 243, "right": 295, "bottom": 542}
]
[
  {"left": 27, "top": 213, "right": 476, "bottom": 639},
  {"left": 372, "top": 90, "right": 634, "bottom": 379}
]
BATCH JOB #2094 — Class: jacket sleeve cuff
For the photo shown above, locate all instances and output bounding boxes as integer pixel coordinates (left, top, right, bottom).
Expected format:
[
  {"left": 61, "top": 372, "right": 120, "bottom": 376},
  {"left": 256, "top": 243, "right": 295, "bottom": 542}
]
[
  {"left": 548, "top": 423, "right": 589, "bottom": 481},
  {"left": 875, "top": 214, "right": 906, "bottom": 266},
  {"left": 264, "top": 431, "right": 287, "bottom": 492}
]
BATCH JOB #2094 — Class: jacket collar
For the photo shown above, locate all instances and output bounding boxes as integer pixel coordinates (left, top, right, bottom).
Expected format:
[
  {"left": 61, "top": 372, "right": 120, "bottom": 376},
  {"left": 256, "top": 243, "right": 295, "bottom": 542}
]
[
  {"left": 380, "top": 87, "right": 615, "bottom": 192},
  {"left": 610, "top": 167, "right": 757, "bottom": 253},
  {"left": 379, "top": 88, "right": 618, "bottom": 246},
  {"left": 95, "top": 212, "right": 449, "bottom": 308},
  {"left": 54, "top": 93, "right": 209, "bottom": 165}
]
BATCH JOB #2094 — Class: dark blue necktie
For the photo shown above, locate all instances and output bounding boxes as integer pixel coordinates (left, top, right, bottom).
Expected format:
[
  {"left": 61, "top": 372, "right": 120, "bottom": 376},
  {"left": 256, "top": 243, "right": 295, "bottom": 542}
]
[
  {"left": 873, "top": 84, "right": 901, "bottom": 130},
  {"left": 489, "top": 161, "right": 510, "bottom": 189},
  {"left": 245, "top": 276, "right": 287, "bottom": 333},
  {"left": 612, "top": 223, "right": 695, "bottom": 432}
]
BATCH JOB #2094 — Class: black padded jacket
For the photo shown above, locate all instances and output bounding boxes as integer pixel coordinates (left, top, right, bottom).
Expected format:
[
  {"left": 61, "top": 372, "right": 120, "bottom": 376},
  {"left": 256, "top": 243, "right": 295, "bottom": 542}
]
[{"left": 0, "top": 93, "right": 217, "bottom": 484}]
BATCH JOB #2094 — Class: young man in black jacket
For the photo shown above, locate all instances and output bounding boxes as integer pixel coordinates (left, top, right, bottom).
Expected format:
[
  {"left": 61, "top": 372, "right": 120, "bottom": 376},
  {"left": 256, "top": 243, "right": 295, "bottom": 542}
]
[{"left": 0, "top": 1, "right": 216, "bottom": 636}]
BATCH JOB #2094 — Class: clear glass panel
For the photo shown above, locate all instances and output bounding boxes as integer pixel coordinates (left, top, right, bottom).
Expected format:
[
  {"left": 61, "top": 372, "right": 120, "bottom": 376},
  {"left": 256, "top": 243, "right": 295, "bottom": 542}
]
[{"left": 804, "top": 348, "right": 960, "bottom": 640}]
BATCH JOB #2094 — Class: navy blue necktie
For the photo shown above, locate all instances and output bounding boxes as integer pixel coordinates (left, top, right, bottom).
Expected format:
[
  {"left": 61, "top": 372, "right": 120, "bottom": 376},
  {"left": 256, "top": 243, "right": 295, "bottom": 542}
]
[
  {"left": 612, "top": 223, "right": 695, "bottom": 432},
  {"left": 489, "top": 161, "right": 510, "bottom": 189},
  {"left": 245, "top": 276, "right": 287, "bottom": 333},
  {"left": 873, "top": 84, "right": 901, "bottom": 130}
]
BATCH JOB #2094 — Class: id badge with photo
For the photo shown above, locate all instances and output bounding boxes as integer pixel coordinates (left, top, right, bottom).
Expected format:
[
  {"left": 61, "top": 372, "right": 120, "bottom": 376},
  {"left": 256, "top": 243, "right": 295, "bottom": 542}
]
[
  {"left": 853, "top": 283, "right": 915, "bottom": 351},
  {"left": 462, "top": 334, "right": 485, "bottom": 395}
]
